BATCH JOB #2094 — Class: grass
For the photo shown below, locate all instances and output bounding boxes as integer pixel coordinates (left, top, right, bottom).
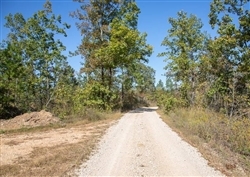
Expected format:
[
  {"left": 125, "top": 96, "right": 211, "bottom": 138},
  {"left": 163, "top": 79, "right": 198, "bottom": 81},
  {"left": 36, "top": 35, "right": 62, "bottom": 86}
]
[
  {"left": 0, "top": 139, "right": 97, "bottom": 176},
  {"left": 0, "top": 109, "right": 122, "bottom": 135},
  {"left": 0, "top": 110, "right": 122, "bottom": 177},
  {"left": 158, "top": 107, "right": 250, "bottom": 177}
]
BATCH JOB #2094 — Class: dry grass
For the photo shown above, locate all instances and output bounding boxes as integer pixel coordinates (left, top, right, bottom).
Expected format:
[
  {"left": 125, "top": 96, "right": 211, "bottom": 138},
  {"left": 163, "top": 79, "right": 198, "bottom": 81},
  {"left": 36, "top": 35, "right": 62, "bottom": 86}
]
[
  {"left": 0, "top": 140, "right": 97, "bottom": 176},
  {"left": 1, "top": 110, "right": 122, "bottom": 134},
  {"left": 0, "top": 111, "right": 122, "bottom": 177},
  {"left": 158, "top": 107, "right": 250, "bottom": 177}
]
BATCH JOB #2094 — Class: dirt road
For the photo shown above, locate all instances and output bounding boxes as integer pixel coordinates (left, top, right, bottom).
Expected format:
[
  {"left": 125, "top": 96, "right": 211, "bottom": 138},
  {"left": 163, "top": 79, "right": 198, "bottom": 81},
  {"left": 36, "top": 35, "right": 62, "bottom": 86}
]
[{"left": 76, "top": 107, "right": 224, "bottom": 176}]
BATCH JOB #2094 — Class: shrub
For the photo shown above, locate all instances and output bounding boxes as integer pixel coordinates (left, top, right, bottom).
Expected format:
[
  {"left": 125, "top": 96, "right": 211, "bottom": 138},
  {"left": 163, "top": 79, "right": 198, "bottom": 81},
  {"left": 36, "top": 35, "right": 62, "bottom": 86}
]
[{"left": 167, "top": 107, "right": 250, "bottom": 156}]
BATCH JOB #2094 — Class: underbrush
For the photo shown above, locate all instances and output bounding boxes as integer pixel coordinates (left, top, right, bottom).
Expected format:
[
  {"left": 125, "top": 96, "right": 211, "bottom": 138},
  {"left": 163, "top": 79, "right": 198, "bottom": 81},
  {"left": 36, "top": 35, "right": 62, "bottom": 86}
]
[{"left": 159, "top": 107, "right": 250, "bottom": 176}]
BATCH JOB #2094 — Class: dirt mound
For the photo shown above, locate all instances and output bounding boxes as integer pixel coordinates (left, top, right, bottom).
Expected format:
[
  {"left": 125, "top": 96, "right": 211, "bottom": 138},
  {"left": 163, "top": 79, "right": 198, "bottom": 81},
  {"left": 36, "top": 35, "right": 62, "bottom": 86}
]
[{"left": 0, "top": 110, "right": 60, "bottom": 130}]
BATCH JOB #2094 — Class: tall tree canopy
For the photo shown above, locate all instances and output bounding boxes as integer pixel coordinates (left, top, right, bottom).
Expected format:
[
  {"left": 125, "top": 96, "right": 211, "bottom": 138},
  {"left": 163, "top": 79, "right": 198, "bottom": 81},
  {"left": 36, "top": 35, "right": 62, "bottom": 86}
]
[
  {"left": 71, "top": 0, "right": 153, "bottom": 110},
  {"left": 157, "top": 1, "right": 250, "bottom": 118},
  {"left": 207, "top": 0, "right": 250, "bottom": 116},
  {"left": 159, "top": 11, "right": 208, "bottom": 105},
  {"left": 0, "top": 0, "right": 73, "bottom": 118}
]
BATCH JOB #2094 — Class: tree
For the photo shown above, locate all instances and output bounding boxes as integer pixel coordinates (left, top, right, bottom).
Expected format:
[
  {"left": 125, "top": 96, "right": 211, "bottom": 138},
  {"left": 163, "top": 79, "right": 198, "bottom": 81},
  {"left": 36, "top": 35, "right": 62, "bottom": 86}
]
[
  {"left": 0, "top": 42, "right": 26, "bottom": 117},
  {"left": 159, "top": 11, "right": 208, "bottom": 105},
  {"left": 71, "top": 0, "right": 126, "bottom": 109},
  {"left": 134, "top": 63, "right": 155, "bottom": 93},
  {"left": 156, "top": 79, "right": 164, "bottom": 91},
  {"left": 208, "top": 0, "right": 250, "bottom": 117},
  {"left": 165, "top": 77, "right": 174, "bottom": 91},
  {"left": 1, "top": 0, "right": 72, "bottom": 117},
  {"left": 96, "top": 1, "right": 153, "bottom": 108},
  {"left": 72, "top": 0, "right": 153, "bottom": 110}
]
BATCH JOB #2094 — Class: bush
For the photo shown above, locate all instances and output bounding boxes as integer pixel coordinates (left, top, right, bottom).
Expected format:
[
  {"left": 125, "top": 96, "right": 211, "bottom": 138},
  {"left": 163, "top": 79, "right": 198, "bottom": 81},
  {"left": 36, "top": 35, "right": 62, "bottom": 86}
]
[
  {"left": 154, "top": 90, "right": 186, "bottom": 113},
  {"left": 168, "top": 107, "right": 250, "bottom": 156}
]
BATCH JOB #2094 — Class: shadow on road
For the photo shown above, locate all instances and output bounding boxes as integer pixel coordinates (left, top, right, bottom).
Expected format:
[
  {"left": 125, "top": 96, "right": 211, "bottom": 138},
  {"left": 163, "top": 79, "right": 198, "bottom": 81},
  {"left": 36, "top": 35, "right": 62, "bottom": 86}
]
[{"left": 129, "top": 107, "right": 158, "bottom": 113}]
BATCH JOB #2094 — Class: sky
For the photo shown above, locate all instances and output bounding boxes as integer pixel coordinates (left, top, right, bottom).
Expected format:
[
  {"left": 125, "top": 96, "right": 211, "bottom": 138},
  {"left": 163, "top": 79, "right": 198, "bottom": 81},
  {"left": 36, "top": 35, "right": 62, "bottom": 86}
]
[{"left": 1, "top": 0, "right": 221, "bottom": 86}]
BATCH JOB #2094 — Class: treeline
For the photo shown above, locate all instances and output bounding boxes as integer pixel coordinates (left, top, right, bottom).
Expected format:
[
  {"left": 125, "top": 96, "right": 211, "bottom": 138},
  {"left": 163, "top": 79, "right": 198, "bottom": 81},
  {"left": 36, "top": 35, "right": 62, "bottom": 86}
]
[
  {"left": 155, "top": 0, "right": 250, "bottom": 119},
  {"left": 0, "top": 0, "right": 155, "bottom": 119}
]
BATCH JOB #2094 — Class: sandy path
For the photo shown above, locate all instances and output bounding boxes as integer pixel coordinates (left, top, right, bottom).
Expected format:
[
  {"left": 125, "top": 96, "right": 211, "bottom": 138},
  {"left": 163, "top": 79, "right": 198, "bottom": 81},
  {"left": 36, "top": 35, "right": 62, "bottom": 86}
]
[
  {"left": 76, "top": 107, "right": 224, "bottom": 176},
  {"left": 0, "top": 122, "right": 109, "bottom": 166}
]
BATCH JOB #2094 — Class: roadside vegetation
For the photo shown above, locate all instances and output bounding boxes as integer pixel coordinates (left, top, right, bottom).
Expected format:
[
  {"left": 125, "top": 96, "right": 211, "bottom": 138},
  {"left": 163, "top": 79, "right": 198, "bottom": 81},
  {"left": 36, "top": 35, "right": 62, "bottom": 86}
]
[
  {"left": 153, "top": 0, "right": 250, "bottom": 176},
  {"left": 0, "top": 0, "right": 154, "bottom": 120},
  {"left": 1, "top": 0, "right": 250, "bottom": 176},
  {"left": 0, "top": 1, "right": 152, "bottom": 175},
  {"left": 156, "top": 108, "right": 250, "bottom": 176}
]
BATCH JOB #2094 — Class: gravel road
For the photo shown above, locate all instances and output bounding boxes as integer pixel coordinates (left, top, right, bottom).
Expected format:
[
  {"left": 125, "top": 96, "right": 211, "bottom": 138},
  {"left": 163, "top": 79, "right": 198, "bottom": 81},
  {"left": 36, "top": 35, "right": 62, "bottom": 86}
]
[{"left": 76, "top": 107, "right": 224, "bottom": 176}]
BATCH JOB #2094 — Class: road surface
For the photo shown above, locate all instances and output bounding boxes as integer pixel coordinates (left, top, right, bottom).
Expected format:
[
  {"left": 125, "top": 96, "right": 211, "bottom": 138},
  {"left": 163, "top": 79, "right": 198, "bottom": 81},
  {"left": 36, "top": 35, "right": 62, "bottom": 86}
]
[{"left": 76, "top": 107, "right": 224, "bottom": 176}]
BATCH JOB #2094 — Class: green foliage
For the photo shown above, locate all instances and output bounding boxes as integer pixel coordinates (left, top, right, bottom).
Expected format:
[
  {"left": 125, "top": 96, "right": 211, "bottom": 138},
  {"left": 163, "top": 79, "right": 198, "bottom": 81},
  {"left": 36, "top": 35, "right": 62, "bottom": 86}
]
[
  {"left": 1, "top": 0, "right": 152, "bottom": 118},
  {"left": 72, "top": 0, "right": 153, "bottom": 111},
  {"left": 0, "top": 0, "right": 73, "bottom": 118},
  {"left": 134, "top": 63, "right": 155, "bottom": 93},
  {"left": 159, "top": 11, "right": 208, "bottom": 105},
  {"left": 153, "top": 90, "right": 185, "bottom": 113},
  {"left": 156, "top": 79, "right": 164, "bottom": 91},
  {"left": 158, "top": 2, "right": 250, "bottom": 118},
  {"left": 165, "top": 77, "right": 174, "bottom": 91},
  {"left": 206, "top": 0, "right": 250, "bottom": 116},
  {"left": 155, "top": 3, "right": 250, "bottom": 167},
  {"left": 82, "top": 81, "right": 117, "bottom": 110},
  {"left": 0, "top": 42, "right": 25, "bottom": 117}
]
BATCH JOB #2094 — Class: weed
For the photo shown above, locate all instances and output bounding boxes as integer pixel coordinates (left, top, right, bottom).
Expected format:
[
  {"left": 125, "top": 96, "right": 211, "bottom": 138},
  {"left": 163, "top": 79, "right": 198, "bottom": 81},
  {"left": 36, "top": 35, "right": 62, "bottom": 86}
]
[{"left": 158, "top": 107, "right": 250, "bottom": 176}]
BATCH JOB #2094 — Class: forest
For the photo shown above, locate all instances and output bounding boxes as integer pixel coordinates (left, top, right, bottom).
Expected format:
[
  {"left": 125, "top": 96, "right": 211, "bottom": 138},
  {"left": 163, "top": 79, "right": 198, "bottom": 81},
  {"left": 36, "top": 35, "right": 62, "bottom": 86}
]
[
  {"left": 0, "top": 0, "right": 155, "bottom": 118},
  {"left": 156, "top": 0, "right": 250, "bottom": 119},
  {"left": 1, "top": 0, "right": 250, "bottom": 175},
  {"left": 0, "top": 0, "right": 249, "bottom": 121}
]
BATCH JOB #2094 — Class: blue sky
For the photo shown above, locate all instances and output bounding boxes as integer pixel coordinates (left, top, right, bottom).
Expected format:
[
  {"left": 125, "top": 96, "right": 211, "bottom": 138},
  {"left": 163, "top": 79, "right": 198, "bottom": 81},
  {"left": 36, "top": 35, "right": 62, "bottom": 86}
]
[{"left": 1, "top": 0, "right": 219, "bottom": 86}]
